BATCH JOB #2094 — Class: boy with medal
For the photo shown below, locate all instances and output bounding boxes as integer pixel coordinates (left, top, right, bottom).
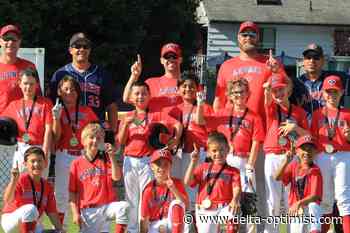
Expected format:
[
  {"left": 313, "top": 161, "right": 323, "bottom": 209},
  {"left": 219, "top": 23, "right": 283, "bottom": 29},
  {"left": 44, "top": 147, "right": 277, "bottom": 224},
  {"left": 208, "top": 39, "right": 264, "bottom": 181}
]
[
  {"left": 184, "top": 132, "right": 241, "bottom": 233},
  {"left": 1, "top": 146, "right": 66, "bottom": 233},
  {"left": 275, "top": 135, "right": 323, "bottom": 233},
  {"left": 263, "top": 73, "right": 308, "bottom": 233},
  {"left": 140, "top": 149, "right": 189, "bottom": 233},
  {"left": 52, "top": 76, "right": 98, "bottom": 226},
  {"left": 118, "top": 81, "right": 183, "bottom": 233},
  {"left": 1, "top": 67, "right": 53, "bottom": 173},
  {"left": 311, "top": 75, "right": 350, "bottom": 233}
]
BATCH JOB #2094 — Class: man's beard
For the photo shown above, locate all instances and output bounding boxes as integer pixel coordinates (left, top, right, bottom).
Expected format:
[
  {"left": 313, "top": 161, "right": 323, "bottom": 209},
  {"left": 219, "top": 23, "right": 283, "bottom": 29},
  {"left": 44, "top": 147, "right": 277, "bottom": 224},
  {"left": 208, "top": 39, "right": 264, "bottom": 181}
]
[{"left": 239, "top": 42, "right": 258, "bottom": 53}]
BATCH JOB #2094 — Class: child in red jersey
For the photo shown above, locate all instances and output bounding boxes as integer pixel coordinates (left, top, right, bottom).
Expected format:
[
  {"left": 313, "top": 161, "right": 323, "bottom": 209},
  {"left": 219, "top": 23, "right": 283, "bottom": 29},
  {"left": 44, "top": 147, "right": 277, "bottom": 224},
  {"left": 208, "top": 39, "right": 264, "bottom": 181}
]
[
  {"left": 167, "top": 73, "right": 213, "bottom": 209},
  {"left": 69, "top": 123, "right": 129, "bottom": 233},
  {"left": 118, "top": 81, "right": 183, "bottom": 233},
  {"left": 140, "top": 149, "right": 189, "bottom": 233},
  {"left": 1, "top": 146, "right": 65, "bottom": 233},
  {"left": 275, "top": 135, "right": 322, "bottom": 233},
  {"left": 184, "top": 132, "right": 241, "bottom": 233},
  {"left": 52, "top": 75, "right": 98, "bottom": 226},
  {"left": 263, "top": 73, "right": 309, "bottom": 233},
  {"left": 1, "top": 67, "right": 52, "bottom": 174}
]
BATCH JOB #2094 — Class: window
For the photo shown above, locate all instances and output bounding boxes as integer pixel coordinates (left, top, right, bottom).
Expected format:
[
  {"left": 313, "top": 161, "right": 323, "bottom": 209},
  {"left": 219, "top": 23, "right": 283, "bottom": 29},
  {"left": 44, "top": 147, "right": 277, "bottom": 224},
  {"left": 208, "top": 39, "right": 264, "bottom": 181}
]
[
  {"left": 334, "top": 30, "right": 350, "bottom": 56},
  {"left": 258, "top": 28, "right": 276, "bottom": 55},
  {"left": 257, "top": 0, "right": 282, "bottom": 5}
]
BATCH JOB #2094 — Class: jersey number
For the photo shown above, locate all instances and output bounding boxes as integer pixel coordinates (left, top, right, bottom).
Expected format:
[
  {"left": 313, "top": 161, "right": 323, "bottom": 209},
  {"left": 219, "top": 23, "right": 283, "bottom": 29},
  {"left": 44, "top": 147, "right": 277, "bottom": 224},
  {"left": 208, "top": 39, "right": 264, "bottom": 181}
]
[{"left": 88, "top": 95, "right": 100, "bottom": 108}]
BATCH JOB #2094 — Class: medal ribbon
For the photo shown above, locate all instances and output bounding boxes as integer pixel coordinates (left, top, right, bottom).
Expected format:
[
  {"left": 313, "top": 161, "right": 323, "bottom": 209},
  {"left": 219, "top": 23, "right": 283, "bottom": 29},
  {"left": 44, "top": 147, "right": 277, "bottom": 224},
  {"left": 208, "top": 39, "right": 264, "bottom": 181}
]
[
  {"left": 178, "top": 105, "right": 195, "bottom": 149},
  {"left": 152, "top": 180, "right": 170, "bottom": 220},
  {"left": 133, "top": 108, "right": 149, "bottom": 126},
  {"left": 28, "top": 176, "right": 44, "bottom": 209},
  {"left": 277, "top": 104, "right": 292, "bottom": 125},
  {"left": 62, "top": 102, "right": 79, "bottom": 134},
  {"left": 324, "top": 106, "right": 341, "bottom": 141},
  {"left": 205, "top": 163, "right": 227, "bottom": 196},
  {"left": 21, "top": 96, "right": 37, "bottom": 132},
  {"left": 229, "top": 108, "right": 248, "bottom": 142}
]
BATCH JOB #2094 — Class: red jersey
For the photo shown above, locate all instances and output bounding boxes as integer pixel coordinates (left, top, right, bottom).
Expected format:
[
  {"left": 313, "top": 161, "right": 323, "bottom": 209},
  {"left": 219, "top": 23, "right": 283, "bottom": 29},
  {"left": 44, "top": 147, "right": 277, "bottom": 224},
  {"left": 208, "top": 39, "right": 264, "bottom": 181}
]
[
  {"left": 311, "top": 107, "right": 350, "bottom": 151},
  {"left": 141, "top": 178, "right": 188, "bottom": 221},
  {"left": 2, "top": 173, "right": 57, "bottom": 215},
  {"left": 207, "top": 107, "right": 265, "bottom": 157},
  {"left": 69, "top": 155, "right": 117, "bottom": 209},
  {"left": 0, "top": 58, "right": 40, "bottom": 114},
  {"left": 57, "top": 105, "right": 98, "bottom": 150},
  {"left": 264, "top": 102, "right": 308, "bottom": 154},
  {"left": 2, "top": 97, "right": 53, "bottom": 145},
  {"left": 148, "top": 96, "right": 182, "bottom": 113},
  {"left": 122, "top": 109, "right": 180, "bottom": 157},
  {"left": 145, "top": 75, "right": 182, "bottom": 105},
  {"left": 168, "top": 102, "right": 213, "bottom": 153},
  {"left": 189, "top": 162, "right": 241, "bottom": 205},
  {"left": 281, "top": 161, "right": 322, "bottom": 206}
]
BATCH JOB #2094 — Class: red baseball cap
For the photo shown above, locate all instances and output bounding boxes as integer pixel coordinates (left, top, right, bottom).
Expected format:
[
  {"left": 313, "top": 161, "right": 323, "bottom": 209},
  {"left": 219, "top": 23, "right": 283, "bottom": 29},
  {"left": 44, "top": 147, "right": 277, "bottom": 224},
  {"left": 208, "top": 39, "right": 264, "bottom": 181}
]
[
  {"left": 296, "top": 135, "right": 317, "bottom": 149},
  {"left": 239, "top": 21, "right": 259, "bottom": 34},
  {"left": 150, "top": 149, "right": 172, "bottom": 163},
  {"left": 0, "top": 24, "right": 21, "bottom": 37},
  {"left": 322, "top": 75, "right": 343, "bottom": 91},
  {"left": 161, "top": 43, "right": 182, "bottom": 57},
  {"left": 270, "top": 73, "right": 288, "bottom": 89}
]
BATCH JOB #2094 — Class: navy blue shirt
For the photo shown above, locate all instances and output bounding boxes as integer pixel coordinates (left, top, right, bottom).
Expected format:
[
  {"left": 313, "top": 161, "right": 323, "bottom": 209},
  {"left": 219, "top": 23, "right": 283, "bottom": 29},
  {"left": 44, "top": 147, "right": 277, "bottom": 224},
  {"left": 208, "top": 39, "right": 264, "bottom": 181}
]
[
  {"left": 290, "top": 70, "right": 350, "bottom": 121},
  {"left": 50, "top": 63, "right": 115, "bottom": 121}
]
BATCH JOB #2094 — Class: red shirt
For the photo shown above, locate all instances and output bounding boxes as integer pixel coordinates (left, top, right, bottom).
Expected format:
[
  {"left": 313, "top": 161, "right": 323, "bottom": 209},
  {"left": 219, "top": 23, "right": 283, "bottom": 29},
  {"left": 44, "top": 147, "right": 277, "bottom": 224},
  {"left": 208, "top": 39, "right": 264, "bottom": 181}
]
[
  {"left": 189, "top": 162, "right": 241, "bottom": 205},
  {"left": 2, "top": 97, "right": 53, "bottom": 145},
  {"left": 0, "top": 58, "right": 40, "bottom": 114},
  {"left": 141, "top": 178, "right": 188, "bottom": 221},
  {"left": 168, "top": 102, "right": 213, "bottom": 152},
  {"left": 311, "top": 107, "right": 350, "bottom": 151},
  {"left": 2, "top": 173, "right": 57, "bottom": 215},
  {"left": 207, "top": 107, "right": 265, "bottom": 157},
  {"left": 122, "top": 110, "right": 179, "bottom": 157},
  {"left": 148, "top": 96, "right": 182, "bottom": 113},
  {"left": 264, "top": 102, "right": 308, "bottom": 154},
  {"left": 215, "top": 56, "right": 280, "bottom": 121},
  {"left": 281, "top": 161, "right": 322, "bottom": 206},
  {"left": 57, "top": 105, "right": 98, "bottom": 150},
  {"left": 69, "top": 155, "right": 117, "bottom": 209}
]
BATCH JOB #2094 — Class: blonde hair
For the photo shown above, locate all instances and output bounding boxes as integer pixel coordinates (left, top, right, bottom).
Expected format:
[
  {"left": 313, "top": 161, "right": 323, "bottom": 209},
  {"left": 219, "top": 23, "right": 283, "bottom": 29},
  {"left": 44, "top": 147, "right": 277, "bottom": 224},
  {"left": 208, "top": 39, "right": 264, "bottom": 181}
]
[
  {"left": 81, "top": 123, "right": 105, "bottom": 142},
  {"left": 226, "top": 77, "right": 250, "bottom": 97}
]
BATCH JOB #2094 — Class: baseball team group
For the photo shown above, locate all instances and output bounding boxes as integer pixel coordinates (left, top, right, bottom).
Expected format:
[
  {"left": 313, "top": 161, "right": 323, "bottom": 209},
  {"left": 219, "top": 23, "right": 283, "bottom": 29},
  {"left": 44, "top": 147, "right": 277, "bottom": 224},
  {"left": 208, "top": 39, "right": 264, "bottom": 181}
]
[{"left": 0, "top": 20, "right": 349, "bottom": 233}]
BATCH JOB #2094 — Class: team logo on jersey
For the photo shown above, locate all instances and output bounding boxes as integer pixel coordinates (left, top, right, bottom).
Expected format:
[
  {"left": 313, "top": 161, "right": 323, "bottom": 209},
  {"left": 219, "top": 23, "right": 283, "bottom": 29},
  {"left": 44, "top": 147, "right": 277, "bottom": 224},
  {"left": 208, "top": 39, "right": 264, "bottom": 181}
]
[{"left": 328, "top": 79, "right": 336, "bottom": 86}]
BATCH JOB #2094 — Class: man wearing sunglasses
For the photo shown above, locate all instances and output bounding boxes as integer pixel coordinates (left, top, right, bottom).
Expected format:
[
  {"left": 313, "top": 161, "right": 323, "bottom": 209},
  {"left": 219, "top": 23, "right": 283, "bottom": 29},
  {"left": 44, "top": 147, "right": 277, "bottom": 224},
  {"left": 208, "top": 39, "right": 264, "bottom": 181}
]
[
  {"left": 49, "top": 32, "right": 118, "bottom": 131},
  {"left": 0, "top": 24, "right": 39, "bottom": 114},
  {"left": 123, "top": 43, "right": 183, "bottom": 109},
  {"left": 291, "top": 43, "right": 350, "bottom": 121}
]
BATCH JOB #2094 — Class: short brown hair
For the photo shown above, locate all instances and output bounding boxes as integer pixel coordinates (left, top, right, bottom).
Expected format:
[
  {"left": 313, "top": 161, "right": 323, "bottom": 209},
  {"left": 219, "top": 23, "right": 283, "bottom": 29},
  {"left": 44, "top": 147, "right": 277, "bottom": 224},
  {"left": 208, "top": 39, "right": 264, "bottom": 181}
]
[
  {"left": 226, "top": 77, "right": 250, "bottom": 97},
  {"left": 24, "top": 146, "right": 45, "bottom": 161},
  {"left": 207, "top": 131, "right": 229, "bottom": 149}
]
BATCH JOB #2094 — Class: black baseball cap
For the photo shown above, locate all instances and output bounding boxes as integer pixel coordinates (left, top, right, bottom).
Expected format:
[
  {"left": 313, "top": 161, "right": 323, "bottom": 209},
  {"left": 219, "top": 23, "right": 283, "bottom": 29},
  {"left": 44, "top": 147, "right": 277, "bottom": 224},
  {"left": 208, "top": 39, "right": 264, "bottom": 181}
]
[
  {"left": 303, "top": 43, "right": 324, "bottom": 57},
  {"left": 69, "top": 32, "right": 91, "bottom": 47}
]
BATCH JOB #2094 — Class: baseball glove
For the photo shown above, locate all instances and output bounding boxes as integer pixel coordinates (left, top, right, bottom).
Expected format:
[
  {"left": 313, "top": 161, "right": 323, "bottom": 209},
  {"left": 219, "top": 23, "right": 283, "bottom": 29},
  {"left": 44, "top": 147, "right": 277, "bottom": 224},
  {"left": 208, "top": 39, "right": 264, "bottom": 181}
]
[
  {"left": 240, "top": 192, "right": 258, "bottom": 216},
  {"left": 148, "top": 123, "right": 171, "bottom": 149},
  {"left": 0, "top": 117, "right": 18, "bottom": 146}
]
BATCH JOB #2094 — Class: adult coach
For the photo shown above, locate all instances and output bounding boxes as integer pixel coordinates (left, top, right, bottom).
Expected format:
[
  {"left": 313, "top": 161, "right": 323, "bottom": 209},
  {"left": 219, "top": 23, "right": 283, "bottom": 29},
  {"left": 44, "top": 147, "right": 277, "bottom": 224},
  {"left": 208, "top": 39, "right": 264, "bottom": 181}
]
[
  {"left": 50, "top": 32, "right": 118, "bottom": 130},
  {"left": 123, "top": 43, "right": 183, "bottom": 107},
  {"left": 0, "top": 24, "right": 39, "bottom": 114}
]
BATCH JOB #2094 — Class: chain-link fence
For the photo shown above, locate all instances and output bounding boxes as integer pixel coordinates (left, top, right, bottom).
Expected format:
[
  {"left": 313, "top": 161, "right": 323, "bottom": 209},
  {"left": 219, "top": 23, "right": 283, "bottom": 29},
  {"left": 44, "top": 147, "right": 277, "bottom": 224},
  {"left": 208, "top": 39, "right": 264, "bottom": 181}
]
[{"left": 0, "top": 145, "right": 16, "bottom": 201}]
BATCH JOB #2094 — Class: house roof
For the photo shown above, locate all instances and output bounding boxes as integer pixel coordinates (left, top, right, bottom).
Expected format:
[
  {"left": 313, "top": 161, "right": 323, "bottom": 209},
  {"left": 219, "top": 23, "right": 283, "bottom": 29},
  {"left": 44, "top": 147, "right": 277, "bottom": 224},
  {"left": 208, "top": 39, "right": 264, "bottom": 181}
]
[{"left": 202, "top": 0, "right": 350, "bottom": 26}]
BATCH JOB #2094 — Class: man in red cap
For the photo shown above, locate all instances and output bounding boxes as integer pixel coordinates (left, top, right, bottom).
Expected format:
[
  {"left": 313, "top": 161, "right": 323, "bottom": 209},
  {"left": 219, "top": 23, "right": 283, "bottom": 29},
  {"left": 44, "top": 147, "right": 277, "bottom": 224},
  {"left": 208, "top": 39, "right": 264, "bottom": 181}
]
[
  {"left": 0, "top": 24, "right": 39, "bottom": 114},
  {"left": 123, "top": 42, "right": 183, "bottom": 109}
]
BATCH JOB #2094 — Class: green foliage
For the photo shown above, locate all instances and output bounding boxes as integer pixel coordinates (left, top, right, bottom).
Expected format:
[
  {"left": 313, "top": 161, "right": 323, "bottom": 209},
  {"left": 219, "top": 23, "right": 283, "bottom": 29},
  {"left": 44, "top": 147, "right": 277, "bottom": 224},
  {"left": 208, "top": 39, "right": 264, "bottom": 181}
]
[{"left": 0, "top": 0, "right": 200, "bottom": 86}]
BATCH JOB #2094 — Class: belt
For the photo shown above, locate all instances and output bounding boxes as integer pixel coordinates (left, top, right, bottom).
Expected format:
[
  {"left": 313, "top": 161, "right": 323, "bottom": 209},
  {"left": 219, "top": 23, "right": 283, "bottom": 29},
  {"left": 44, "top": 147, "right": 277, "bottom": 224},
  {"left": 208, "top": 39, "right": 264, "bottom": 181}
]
[
  {"left": 233, "top": 152, "right": 248, "bottom": 158},
  {"left": 126, "top": 154, "right": 150, "bottom": 158},
  {"left": 59, "top": 149, "right": 83, "bottom": 157},
  {"left": 196, "top": 202, "right": 226, "bottom": 210},
  {"left": 83, "top": 203, "right": 102, "bottom": 209}
]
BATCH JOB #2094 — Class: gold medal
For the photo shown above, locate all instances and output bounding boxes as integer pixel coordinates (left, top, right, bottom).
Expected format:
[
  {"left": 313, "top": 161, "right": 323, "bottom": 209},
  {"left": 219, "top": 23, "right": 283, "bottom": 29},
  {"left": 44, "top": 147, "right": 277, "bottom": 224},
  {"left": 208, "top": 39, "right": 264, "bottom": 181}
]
[
  {"left": 297, "top": 207, "right": 304, "bottom": 216},
  {"left": 70, "top": 136, "right": 79, "bottom": 147},
  {"left": 201, "top": 198, "right": 212, "bottom": 209},
  {"left": 278, "top": 136, "right": 288, "bottom": 146},
  {"left": 325, "top": 144, "right": 335, "bottom": 153},
  {"left": 158, "top": 225, "right": 167, "bottom": 233},
  {"left": 22, "top": 133, "right": 30, "bottom": 143}
]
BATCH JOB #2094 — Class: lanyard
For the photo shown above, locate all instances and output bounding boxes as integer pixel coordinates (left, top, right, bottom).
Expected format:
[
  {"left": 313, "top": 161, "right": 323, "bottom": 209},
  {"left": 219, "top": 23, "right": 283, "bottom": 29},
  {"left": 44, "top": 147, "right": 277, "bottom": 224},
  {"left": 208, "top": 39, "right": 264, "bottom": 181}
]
[
  {"left": 277, "top": 104, "right": 292, "bottom": 125},
  {"left": 62, "top": 102, "right": 79, "bottom": 134},
  {"left": 229, "top": 108, "right": 248, "bottom": 142},
  {"left": 324, "top": 106, "right": 341, "bottom": 141},
  {"left": 133, "top": 109, "right": 149, "bottom": 126},
  {"left": 152, "top": 180, "right": 169, "bottom": 220},
  {"left": 206, "top": 163, "right": 227, "bottom": 196},
  {"left": 22, "top": 96, "right": 37, "bottom": 132},
  {"left": 28, "top": 176, "right": 44, "bottom": 209},
  {"left": 179, "top": 105, "right": 195, "bottom": 148}
]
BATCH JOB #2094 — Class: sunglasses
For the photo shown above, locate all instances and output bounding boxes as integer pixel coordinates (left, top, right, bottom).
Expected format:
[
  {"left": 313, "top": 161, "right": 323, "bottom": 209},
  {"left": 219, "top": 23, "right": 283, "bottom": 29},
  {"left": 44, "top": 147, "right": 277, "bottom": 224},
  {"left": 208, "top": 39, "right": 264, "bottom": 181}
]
[
  {"left": 71, "top": 44, "right": 91, "bottom": 49},
  {"left": 2, "top": 35, "right": 19, "bottom": 42},
  {"left": 163, "top": 53, "right": 178, "bottom": 60},
  {"left": 239, "top": 32, "right": 257, "bottom": 38},
  {"left": 304, "top": 55, "right": 321, "bottom": 61}
]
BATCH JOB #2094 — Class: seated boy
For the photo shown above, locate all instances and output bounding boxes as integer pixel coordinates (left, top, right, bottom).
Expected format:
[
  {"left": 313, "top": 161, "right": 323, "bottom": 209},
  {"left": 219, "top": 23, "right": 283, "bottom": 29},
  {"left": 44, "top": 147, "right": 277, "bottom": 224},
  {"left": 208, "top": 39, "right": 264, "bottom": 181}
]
[
  {"left": 140, "top": 149, "right": 189, "bottom": 233},
  {"left": 275, "top": 134, "right": 322, "bottom": 233},
  {"left": 69, "top": 123, "right": 129, "bottom": 233},
  {"left": 184, "top": 132, "right": 241, "bottom": 233},
  {"left": 1, "top": 146, "right": 65, "bottom": 233}
]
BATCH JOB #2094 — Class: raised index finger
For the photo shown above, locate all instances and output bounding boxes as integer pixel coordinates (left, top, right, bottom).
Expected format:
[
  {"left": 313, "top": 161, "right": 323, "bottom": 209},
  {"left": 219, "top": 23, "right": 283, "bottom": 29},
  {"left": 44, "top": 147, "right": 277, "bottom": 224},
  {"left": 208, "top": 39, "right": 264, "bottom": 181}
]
[
  {"left": 137, "top": 54, "right": 141, "bottom": 64},
  {"left": 269, "top": 49, "right": 273, "bottom": 60}
]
